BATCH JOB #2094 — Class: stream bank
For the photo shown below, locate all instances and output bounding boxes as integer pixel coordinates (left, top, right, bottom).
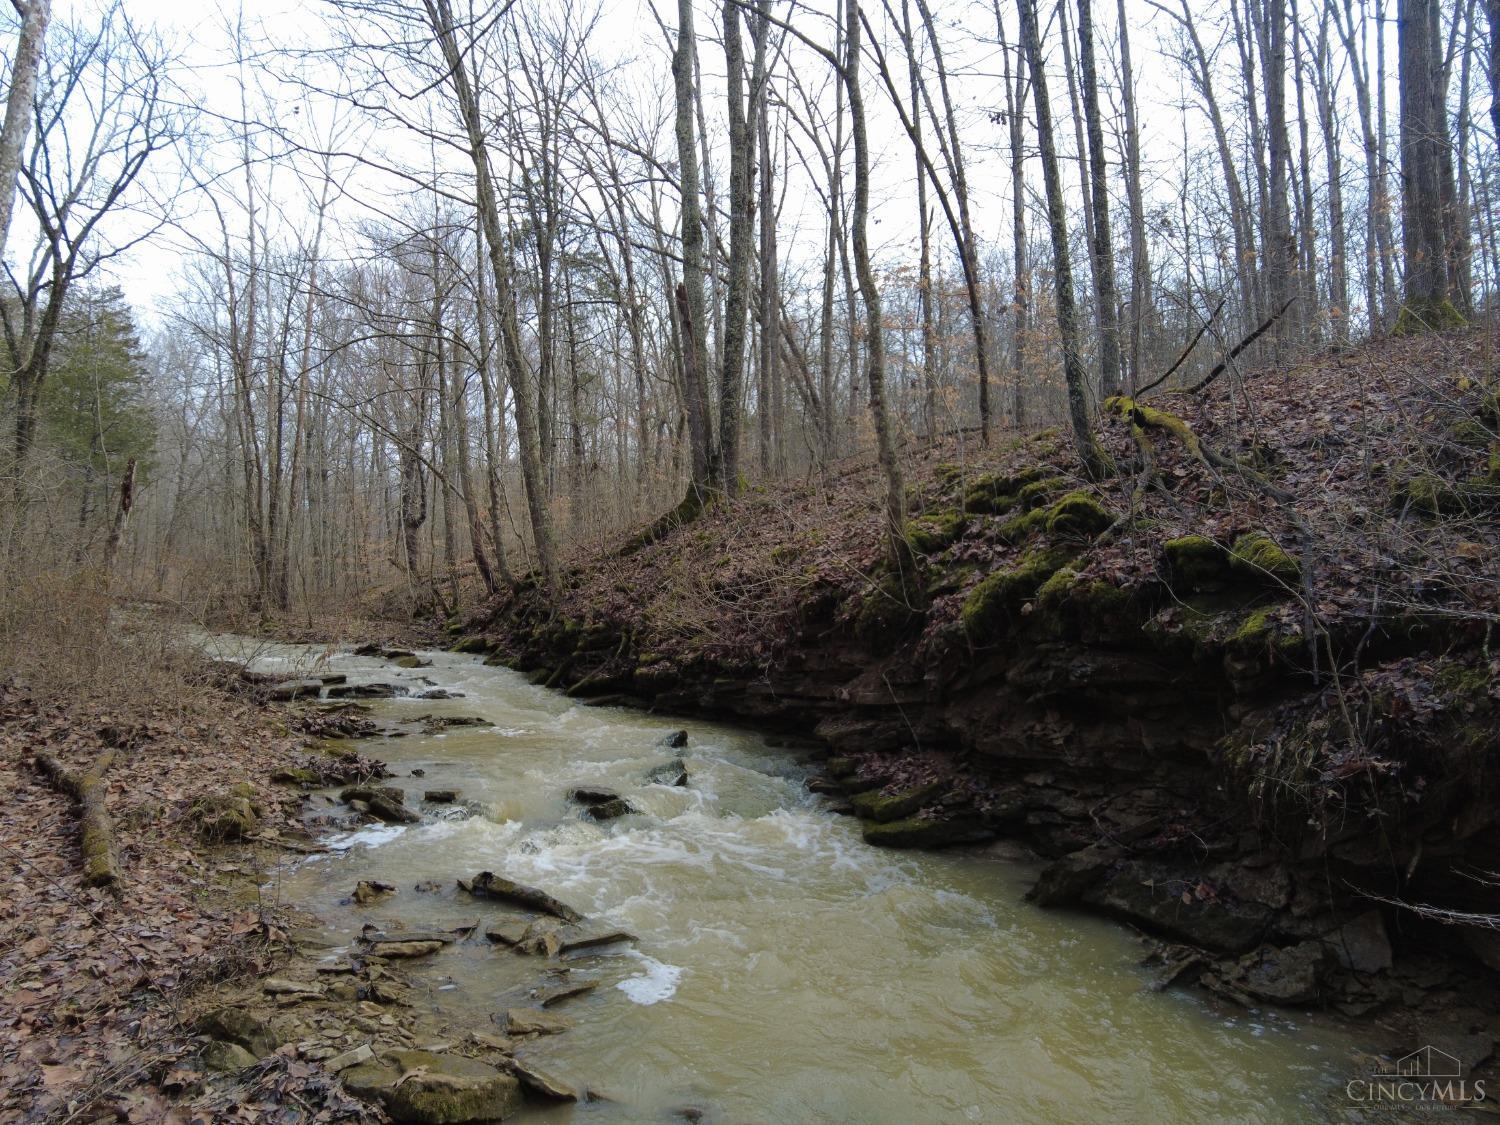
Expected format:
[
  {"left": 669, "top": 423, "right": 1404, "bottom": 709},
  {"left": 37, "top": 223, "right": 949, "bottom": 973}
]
[
  {"left": 448, "top": 331, "right": 1500, "bottom": 1099},
  {"left": 194, "top": 637, "right": 1378, "bottom": 1123}
]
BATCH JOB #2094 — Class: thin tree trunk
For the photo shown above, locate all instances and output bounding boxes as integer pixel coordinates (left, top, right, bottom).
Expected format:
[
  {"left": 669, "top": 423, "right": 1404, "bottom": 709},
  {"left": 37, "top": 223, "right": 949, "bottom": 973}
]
[
  {"left": 845, "top": 0, "right": 912, "bottom": 572},
  {"left": 424, "top": 0, "right": 557, "bottom": 583},
  {"left": 1020, "top": 0, "right": 1102, "bottom": 474},
  {"left": 0, "top": 0, "right": 49, "bottom": 264},
  {"left": 1075, "top": 0, "right": 1123, "bottom": 397}
]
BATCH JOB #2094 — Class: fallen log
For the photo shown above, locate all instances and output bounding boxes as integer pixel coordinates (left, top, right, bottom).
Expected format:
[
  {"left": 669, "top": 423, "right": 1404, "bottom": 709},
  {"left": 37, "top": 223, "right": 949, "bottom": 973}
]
[{"left": 35, "top": 750, "right": 119, "bottom": 887}]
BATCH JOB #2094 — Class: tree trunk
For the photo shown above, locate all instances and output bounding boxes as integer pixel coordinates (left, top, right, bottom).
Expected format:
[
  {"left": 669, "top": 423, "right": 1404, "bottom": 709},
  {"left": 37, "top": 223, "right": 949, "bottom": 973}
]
[
  {"left": 1396, "top": 0, "right": 1463, "bottom": 329},
  {"left": 845, "top": 0, "right": 912, "bottom": 573},
  {"left": 1075, "top": 0, "right": 1123, "bottom": 398},
  {"left": 0, "top": 0, "right": 50, "bottom": 264},
  {"left": 673, "top": 0, "right": 716, "bottom": 491},
  {"left": 1019, "top": 0, "right": 1103, "bottom": 475},
  {"left": 423, "top": 0, "right": 557, "bottom": 583}
]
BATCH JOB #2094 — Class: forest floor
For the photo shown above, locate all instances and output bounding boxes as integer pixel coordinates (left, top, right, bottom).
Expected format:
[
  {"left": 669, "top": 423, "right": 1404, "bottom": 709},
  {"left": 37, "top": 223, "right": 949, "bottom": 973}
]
[
  {"left": 483, "top": 323, "right": 1500, "bottom": 680},
  {"left": 0, "top": 607, "right": 398, "bottom": 1122}
]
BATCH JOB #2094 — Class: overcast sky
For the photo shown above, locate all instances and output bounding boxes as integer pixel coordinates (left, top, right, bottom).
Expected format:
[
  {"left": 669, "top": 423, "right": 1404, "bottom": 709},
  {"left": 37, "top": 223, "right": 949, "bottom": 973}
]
[{"left": 12, "top": 0, "right": 1403, "bottom": 329}]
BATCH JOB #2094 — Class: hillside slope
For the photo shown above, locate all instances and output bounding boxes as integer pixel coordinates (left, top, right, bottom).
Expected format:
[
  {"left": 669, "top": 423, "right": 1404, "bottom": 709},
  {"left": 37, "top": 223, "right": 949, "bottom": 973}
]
[{"left": 460, "top": 326, "right": 1500, "bottom": 1033}]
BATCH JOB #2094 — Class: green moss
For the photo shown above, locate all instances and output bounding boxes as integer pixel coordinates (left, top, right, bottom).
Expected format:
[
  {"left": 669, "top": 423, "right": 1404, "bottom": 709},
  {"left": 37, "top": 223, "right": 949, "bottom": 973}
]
[
  {"left": 1103, "top": 395, "right": 1203, "bottom": 459},
  {"left": 934, "top": 462, "right": 966, "bottom": 487},
  {"left": 1164, "top": 534, "right": 1230, "bottom": 590},
  {"left": 906, "top": 508, "right": 967, "bottom": 554},
  {"left": 1045, "top": 490, "right": 1113, "bottom": 538},
  {"left": 271, "top": 767, "right": 320, "bottom": 786},
  {"left": 1448, "top": 418, "right": 1494, "bottom": 449},
  {"left": 1035, "top": 567, "right": 1080, "bottom": 611},
  {"left": 849, "top": 780, "right": 949, "bottom": 822},
  {"left": 962, "top": 547, "right": 1074, "bottom": 639},
  {"left": 1017, "top": 476, "right": 1068, "bottom": 508},
  {"left": 963, "top": 466, "right": 1050, "bottom": 514},
  {"left": 1229, "top": 531, "right": 1301, "bottom": 586},
  {"left": 1392, "top": 297, "right": 1467, "bottom": 336},
  {"left": 1391, "top": 472, "right": 1460, "bottom": 516},
  {"left": 853, "top": 572, "right": 924, "bottom": 644},
  {"left": 451, "top": 635, "right": 491, "bottom": 655},
  {"left": 997, "top": 505, "right": 1049, "bottom": 544}
]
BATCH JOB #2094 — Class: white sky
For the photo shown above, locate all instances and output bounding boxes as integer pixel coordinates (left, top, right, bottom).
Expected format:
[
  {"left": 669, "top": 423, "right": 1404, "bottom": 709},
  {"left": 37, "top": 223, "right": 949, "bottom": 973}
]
[{"left": 15, "top": 0, "right": 1407, "bottom": 328}]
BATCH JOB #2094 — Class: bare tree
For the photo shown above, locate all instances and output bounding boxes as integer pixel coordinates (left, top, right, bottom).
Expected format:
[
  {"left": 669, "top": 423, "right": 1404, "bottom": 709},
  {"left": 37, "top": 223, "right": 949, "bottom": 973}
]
[
  {"left": 1396, "top": 0, "right": 1464, "bottom": 329},
  {"left": 1019, "top": 0, "right": 1102, "bottom": 474},
  {"left": 0, "top": 0, "right": 50, "bottom": 263}
]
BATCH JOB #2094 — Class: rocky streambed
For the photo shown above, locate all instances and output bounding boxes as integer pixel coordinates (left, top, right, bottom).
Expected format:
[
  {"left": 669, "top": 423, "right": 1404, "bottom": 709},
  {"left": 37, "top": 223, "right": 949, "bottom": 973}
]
[{"left": 183, "top": 636, "right": 1383, "bottom": 1123}]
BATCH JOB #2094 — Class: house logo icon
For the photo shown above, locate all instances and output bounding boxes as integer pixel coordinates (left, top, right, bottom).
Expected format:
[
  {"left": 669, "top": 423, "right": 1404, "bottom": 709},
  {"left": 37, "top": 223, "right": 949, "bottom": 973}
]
[{"left": 1381, "top": 1045, "right": 1463, "bottom": 1079}]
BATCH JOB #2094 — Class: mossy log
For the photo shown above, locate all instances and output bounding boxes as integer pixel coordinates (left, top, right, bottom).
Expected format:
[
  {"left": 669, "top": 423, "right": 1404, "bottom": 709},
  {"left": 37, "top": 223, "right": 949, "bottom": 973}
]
[{"left": 35, "top": 750, "right": 119, "bottom": 887}]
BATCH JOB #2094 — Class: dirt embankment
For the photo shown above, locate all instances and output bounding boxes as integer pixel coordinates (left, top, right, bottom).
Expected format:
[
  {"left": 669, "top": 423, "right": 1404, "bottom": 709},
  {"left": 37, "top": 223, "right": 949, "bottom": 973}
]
[{"left": 459, "top": 328, "right": 1500, "bottom": 1058}]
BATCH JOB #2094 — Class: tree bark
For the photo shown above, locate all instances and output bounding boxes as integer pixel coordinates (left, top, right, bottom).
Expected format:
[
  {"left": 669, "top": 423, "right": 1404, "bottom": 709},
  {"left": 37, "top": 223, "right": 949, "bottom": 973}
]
[
  {"left": 423, "top": 0, "right": 557, "bottom": 583},
  {"left": 1019, "top": 0, "right": 1103, "bottom": 475},
  {"left": 1396, "top": 0, "right": 1463, "bottom": 328},
  {"left": 1075, "top": 0, "right": 1123, "bottom": 397},
  {"left": 0, "top": 0, "right": 49, "bottom": 265}
]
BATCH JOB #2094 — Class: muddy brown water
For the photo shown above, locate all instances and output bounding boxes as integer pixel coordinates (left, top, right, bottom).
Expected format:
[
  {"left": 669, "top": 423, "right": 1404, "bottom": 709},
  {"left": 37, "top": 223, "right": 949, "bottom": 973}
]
[{"left": 204, "top": 636, "right": 1367, "bottom": 1123}]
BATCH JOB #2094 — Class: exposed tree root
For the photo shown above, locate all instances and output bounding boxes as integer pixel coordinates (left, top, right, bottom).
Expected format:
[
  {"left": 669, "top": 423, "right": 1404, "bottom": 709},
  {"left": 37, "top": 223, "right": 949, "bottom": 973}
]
[{"left": 35, "top": 749, "right": 119, "bottom": 888}]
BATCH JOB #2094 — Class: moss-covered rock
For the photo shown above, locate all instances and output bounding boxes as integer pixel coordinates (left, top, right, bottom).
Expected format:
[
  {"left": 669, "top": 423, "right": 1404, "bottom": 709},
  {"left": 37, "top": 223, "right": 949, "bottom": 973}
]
[
  {"left": 862, "top": 813, "right": 993, "bottom": 849},
  {"left": 1448, "top": 418, "right": 1494, "bottom": 449},
  {"left": 451, "top": 635, "right": 492, "bottom": 655},
  {"left": 191, "top": 793, "right": 259, "bottom": 842},
  {"left": 1017, "top": 475, "right": 1068, "bottom": 509},
  {"left": 997, "top": 505, "right": 1049, "bottom": 544},
  {"left": 1164, "top": 535, "right": 1231, "bottom": 590},
  {"left": 906, "top": 508, "right": 967, "bottom": 554},
  {"left": 851, "top": 572, "right": 924, "bottom": 644},
  {"left": 962, "top": 548, "right": 1075, "bottom": 639},
  {"left": 1228, "top": 604, "right": 1303, "bottom": 662},
  {"left": 962, "top": 465, "right": 1050, "bottom": 514},
  {"left": 1045, "top": 491, "right": 1113, "bottom": 538},
  {"left": 849, "top": 780, "right": 949, "bottom": 822},
  {"left": 1229, "top": 531, "right": 1301, "bottom": 586},
  {"left": 342, "top": 1049, "right": 523, "bottom": 1123}
]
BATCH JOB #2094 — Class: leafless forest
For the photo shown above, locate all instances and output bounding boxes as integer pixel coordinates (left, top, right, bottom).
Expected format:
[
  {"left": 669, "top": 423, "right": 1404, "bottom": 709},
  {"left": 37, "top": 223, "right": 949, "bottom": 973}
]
[{"left": 0, "top": 0, "right": 1488, "bottom": 615}]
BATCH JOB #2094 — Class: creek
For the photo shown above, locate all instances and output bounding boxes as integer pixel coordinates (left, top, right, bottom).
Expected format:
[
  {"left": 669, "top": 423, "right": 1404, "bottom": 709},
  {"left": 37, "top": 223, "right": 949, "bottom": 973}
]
[{"left": 204, "top": 635, "right": 1364, "bottom": 1123}]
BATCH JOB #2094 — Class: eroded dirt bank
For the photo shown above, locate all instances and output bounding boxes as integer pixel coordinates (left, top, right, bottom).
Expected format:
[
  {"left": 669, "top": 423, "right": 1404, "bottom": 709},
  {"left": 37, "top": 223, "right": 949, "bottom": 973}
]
[{"left": 456, "top": 328, "right": 1500, "bottom": 1079}]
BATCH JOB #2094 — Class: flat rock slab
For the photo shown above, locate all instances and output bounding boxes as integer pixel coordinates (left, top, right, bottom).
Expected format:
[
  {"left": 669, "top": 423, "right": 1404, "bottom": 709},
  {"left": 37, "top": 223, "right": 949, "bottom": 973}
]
[
  {"left": 485, "top": 919, "right": 533, "bottom": 947},
  {"left": 555, "top": 925, "right": 636, "bottom": 954},
  {"left": 369, "top": 940, "right": 444, "bottom": 959},
  {"left": 505, "top": 1009, "right": 574, "bottom": 1036},
  {"left": 262, "top": 978, "right": 323, "bottom": 997},
  {"left": 365, "top": 927, "right": 471, "bottom": 946},
  {"left": 534, "top": 979, "right": 598, "bottom": 1007},
  {"left": 506, "top": 1058, "right": 579, "bottom": 1101},
  {"left": 329, "top": 683, "right": 409, "bottom": 699},
  {"left": 343, "top": 1048, "right": 522, "bottom": 1123},
  {"left": 460, "top": 872, "right": 584, "bottom": 923},
  {"left": 267, "top": 679, "right": 323, "bottom": 701}
]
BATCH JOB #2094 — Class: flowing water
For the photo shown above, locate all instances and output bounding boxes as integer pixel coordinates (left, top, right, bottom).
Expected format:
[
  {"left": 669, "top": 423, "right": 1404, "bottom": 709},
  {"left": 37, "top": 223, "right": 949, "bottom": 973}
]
[{"left": 203, "top": 636, "right": 1364, "bottom": 1124}]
